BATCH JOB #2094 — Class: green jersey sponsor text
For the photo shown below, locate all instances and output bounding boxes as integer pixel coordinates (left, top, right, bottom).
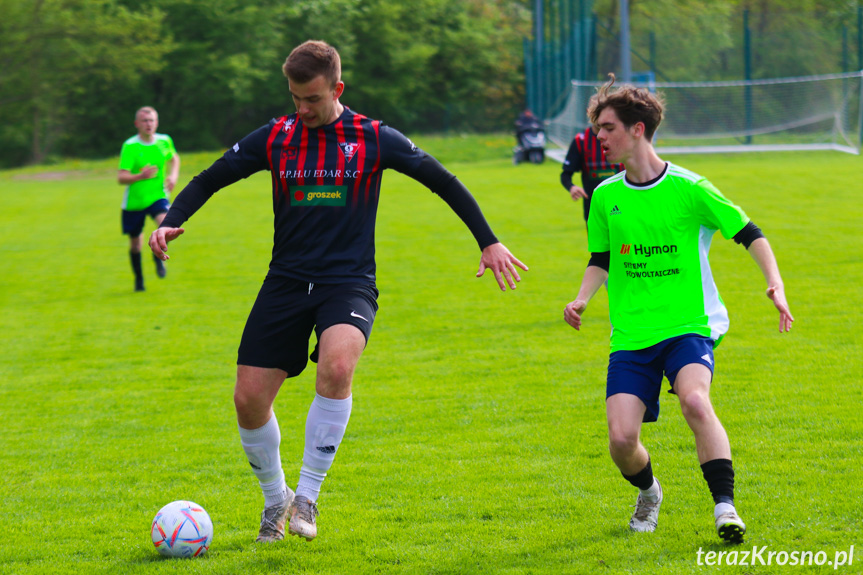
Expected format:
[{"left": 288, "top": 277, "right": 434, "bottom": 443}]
[{"left": 587, "top": 163, "right": 749, "bottom": 351}]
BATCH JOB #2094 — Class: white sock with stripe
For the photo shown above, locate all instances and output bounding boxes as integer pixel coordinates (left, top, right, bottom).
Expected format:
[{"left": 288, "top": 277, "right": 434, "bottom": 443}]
[
  {"left": 239, "top": 415, "right": 288, "bottom": 508},
  {"left": 296, "top": 394, "right": 352, "bottom": 502}
]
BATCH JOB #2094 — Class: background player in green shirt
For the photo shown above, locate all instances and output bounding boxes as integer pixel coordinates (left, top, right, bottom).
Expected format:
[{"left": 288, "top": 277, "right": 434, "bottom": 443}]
[
  {"left": 563, "top": 76, "right": 793, "bottom": 542},
  {"left": 118, "top": 106, "right": 180, "bottom": 291}
]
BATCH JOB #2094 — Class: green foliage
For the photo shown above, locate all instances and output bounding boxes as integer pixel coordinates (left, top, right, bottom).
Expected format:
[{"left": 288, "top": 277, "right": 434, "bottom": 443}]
[
  {"left": 629, "top": 0, "right": 735, "bottom": 80},
  {"left": 1, "top": 143, "right": 861, "bottom": 573},
  {"left": 129, "top": 0, "right": 293, "bottom": 151},
  {"left": 5, "top": 0, "right": 860, "bottom": 168},
  {"left": 592, "top": 0, "right": 861, "bottom": 81},
  {"left": 0, "top": 0, "right": 172, "bottom": 165},
  {"left": 346, "top": 0, "right": 531, "bottom": 131},
  {"left": 0, "top": 0, "right": 530, "bottom": 167}
]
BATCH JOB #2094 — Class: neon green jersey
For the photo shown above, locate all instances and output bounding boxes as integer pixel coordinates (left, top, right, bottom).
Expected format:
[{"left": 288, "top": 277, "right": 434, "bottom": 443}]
[
  {"left": 118, "top": 134, "right": 176, "bottom": 211},
  {"left": 587, "top": 163, "right": 749, "bottom": 352}
]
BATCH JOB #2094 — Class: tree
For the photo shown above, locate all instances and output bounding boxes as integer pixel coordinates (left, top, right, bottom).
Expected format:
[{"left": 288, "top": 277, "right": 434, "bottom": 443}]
[
  {"left": 0, "top": 0, "right": 171, "bottom": 165},
  {"left": 345, "top": 0, "right": 530, "bottom": 131},
  {"left": 590, "top": 0, "right": 858, "bottom": 82},
  {"left": 1, "top": 0, "right": 534, "bottom": 166}
]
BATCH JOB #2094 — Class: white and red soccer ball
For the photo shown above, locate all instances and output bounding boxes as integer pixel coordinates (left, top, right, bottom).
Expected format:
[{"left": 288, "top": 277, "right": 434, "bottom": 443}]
[{"left": 150, "top": 500, "right": 212, "bottom": 558}]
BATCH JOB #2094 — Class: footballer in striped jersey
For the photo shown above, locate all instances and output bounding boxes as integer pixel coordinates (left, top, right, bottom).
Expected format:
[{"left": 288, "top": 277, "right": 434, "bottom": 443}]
[{"left": 150, "top": 40, "right": 527, "bottom": 544}]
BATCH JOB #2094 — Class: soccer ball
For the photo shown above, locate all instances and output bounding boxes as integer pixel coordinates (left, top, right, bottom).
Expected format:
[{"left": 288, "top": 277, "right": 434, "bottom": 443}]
[{"left": 150, "top": 500, "right": 213, "bottom": 558}]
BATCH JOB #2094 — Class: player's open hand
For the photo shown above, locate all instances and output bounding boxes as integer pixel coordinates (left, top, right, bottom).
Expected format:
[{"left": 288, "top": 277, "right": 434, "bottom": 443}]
[
  {"left": 165, "top": 174, "right": 178, "bottom": 192},
  {"left": 564, "top": 300, "right": 588, "bottom": 330},
  {"left": 569, "top": 185, "right": 588, "bottom": 201},
  {"left": 477, "top": 242, "right": 528, "bottom": 291},
  {"left": 149, "top": 226, "right": 185, "bottom": 261},
  {"left": 766, "top": 284, "right": 794, "bottom": 333}
]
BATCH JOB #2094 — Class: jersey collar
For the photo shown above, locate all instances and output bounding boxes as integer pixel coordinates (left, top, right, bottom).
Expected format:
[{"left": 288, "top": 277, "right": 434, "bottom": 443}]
[{"left": 624, "top": 162, "right": 669, "bottom": 190}]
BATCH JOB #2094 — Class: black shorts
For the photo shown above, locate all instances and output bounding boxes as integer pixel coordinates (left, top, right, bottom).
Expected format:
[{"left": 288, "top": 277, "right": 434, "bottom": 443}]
[
  {"left": 122, "top": 198, "right": 170, "bottom": 236},
  {"left": 237, "top": 276, "right": 379, "bottom": 377}
]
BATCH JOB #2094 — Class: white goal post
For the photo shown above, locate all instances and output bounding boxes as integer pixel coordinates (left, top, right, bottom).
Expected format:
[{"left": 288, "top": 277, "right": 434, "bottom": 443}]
[{"left": 546, "top": 71, "right": 863, "bottom": 155}]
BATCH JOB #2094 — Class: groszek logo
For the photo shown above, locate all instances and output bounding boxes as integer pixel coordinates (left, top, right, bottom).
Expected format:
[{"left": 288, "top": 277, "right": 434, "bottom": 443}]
[{"left": 290, "top": 185, "right": 348, "bottom": 206}]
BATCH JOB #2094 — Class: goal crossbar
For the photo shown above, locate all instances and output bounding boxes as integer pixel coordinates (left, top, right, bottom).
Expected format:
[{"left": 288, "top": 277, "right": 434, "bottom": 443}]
[{"left": 546, "top": 71, "right": 863, "bottom": 156}]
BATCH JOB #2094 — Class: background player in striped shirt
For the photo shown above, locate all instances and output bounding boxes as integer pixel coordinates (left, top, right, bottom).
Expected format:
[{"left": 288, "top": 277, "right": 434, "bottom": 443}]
[
  {"left": 149, "top": 40, "right": 527, "bottom": 544},
  {"left": 563, "top": 75, "right": 793, "bottom": 542},
  {"left": 560, "top": 126, "right": 623, "bottom": 229}
]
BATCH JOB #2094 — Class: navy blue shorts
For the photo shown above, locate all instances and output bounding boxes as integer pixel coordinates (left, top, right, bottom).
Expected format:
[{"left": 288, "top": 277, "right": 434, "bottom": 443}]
[
  {"left": 606, "top": 335, "right": 715, "bottom": 423},
  {"left": 122, "top": 198, "right": 170, "bottom": 236},
  {"left": 237, "top": 276, "right": 379, "bottom": 377}
]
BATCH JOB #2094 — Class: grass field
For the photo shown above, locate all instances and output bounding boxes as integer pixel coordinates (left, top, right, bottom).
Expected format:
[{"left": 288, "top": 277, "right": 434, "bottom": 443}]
[{"left": 1, "top": 135, "right": 861, "bottom": 574}]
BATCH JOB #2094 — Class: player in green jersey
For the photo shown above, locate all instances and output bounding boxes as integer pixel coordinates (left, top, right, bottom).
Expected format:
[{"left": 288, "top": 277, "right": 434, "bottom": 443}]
[
  {"left": 118, "top": 106, "right": 180, "bottom": 291},
  {"left": 563, "top": 76, "right": 793, "bottom": 542}
]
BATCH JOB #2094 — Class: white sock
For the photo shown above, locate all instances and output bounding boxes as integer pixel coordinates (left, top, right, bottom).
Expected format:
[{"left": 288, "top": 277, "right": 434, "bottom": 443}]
[
  {"left": 714, "top": 502, "right": 736, "bottom": 518},
  {"left": 239, "top": 415, "right": 287, "bottom": 508},
  {"left": 296, "top": 394, "right": 352, "bottom": 502},
  {"left": 641, "top": 478, "right": 662, "bottom": 502}
]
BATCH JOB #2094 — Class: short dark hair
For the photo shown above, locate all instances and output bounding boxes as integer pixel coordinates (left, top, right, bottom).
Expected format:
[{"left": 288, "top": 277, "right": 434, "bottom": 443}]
[
  {"left": 282, "top": 40, "right": 341, "bottom": 87},
  {"left": 587, "top": 74, "right": 665, "bottom": 141}
]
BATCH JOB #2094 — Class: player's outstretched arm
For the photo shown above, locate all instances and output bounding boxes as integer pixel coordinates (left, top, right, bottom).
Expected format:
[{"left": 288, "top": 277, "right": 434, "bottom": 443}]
[
  {"left": 147, "top": 155, "right": 243, "bottom": 261},
  {"left": 149, "top": 227, "right": 185, "bottom": 261},
  {"left": 747, "top": 237, "right": 794, "bottom": 333},
  {"left": 477, "top": 242, "right": 528, "bottom": 291},
  {"left": 564, "top": 265, "right": 609, "bottom": 331}
]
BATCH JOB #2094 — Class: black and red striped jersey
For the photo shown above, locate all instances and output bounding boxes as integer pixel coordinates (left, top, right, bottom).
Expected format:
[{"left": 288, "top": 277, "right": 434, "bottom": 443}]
[
  {"left": 560, "top": 127, "right": 624, "bottom": 197},
  {"left": 162, "top": 107, "right": 497, "bottom": 284}
]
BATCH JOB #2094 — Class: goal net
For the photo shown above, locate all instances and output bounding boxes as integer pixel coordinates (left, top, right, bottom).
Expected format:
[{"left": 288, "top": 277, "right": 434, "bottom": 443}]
[{"left": 546, "top": 71, "right": 863, "bottom": 155}]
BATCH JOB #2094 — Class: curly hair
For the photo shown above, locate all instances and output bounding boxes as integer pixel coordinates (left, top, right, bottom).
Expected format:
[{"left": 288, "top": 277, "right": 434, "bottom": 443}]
[{"left": 587, "top": 74, "right": 665, "bottom": 141}]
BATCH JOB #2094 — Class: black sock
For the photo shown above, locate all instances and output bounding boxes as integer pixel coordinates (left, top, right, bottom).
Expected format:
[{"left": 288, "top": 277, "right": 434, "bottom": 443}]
[
  {"left": 153, "top": 253, "right": 164, "bottom": 268},
  {"left": 622, "top": 458, "right": 654, "bottom": 491},
  {"left": 701, "top": 458, "right": 735, "bottom": 505},
  {"left": 130, "top": 251, "right": 143, "bottom": 281}
]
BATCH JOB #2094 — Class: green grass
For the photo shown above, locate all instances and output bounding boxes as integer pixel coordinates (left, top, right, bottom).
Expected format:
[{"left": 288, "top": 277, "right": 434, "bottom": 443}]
[{"left": 1, "top": 136, "right": 861, "bottom": 574}]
